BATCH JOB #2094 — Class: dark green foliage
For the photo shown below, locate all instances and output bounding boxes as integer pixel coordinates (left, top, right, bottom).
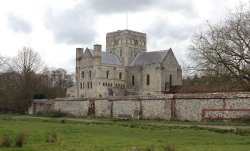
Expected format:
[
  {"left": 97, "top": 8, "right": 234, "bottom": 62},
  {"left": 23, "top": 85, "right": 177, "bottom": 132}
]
[
  {"left": 234, "top": 129, "right": 250, "bottom": 136},
  {"left": 33, "top": 94, "right": 45, "bottom": 99},
  {"left": 35, "top": 109, "right": 69, "bottom": 118},
  {"left": 60, "top": 119, "right": 66, "bottom": 123}
]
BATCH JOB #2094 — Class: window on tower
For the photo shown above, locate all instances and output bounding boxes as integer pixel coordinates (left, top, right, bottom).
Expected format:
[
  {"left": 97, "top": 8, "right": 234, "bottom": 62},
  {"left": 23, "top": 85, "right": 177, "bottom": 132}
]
[
  {"left": 146, "top": 74, "right": 150, "bottom": 86},
  {"left": 81, "top": 71, "right": 84, "bottom": 78},
  {"left": 106, "top": 71, "right": 109, "bottom": 79},
  {"left": 132, "top": 76, "right": 135, "bottom": 86},
  {"left": 89, "top": 70, "right": 91, "bottom": 78},
  {"left": 119, "top": 72, "right": 122, "bottom": 80}
]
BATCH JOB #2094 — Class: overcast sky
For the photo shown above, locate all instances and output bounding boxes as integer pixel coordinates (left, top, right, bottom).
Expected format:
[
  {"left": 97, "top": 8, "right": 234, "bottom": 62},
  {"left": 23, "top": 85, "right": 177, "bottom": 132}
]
[{"left": 0, "top": 0, "right": 248, "bottom": 72}]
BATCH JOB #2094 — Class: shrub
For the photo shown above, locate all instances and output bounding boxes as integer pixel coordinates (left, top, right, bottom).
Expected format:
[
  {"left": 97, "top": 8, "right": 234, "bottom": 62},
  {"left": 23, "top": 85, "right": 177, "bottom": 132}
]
[
  {"left": 234, "top": 129, "right": 250, "bottom": 136},
  {"left": 145, "top": 146, "right": 154, "bottom": 151},
  {"left": 15, "top": 132, "right": 25, "bottom": 147},
  {"left": 164, "top": 145, "right": 176, "bottom": 151},
  {"left": 131, "top": 146, "right": 154, "bottom": 151},
  {"left": 1, "top": 135, "right": 11, "bottom": 147},
  {"left": 46, "top": 132, "right": 58, "bottom": 143},
  {"left": 36, "top": 109, "right": 69, "bottom": 118},
  {"left": 129, "top": 123, "right": 139, "bottom": 128},
  {"left": 61, "top": 119, "right": 66, "bottom": 124}
]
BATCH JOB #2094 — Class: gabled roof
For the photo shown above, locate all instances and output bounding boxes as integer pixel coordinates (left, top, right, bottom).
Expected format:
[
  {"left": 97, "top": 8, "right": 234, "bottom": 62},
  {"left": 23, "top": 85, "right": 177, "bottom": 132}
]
[
  {"left": 130, "top": 49, "right": 171, "bottom": 66},
  {"left": 87, "top": 49, "right": 122, "bottom": 65}
]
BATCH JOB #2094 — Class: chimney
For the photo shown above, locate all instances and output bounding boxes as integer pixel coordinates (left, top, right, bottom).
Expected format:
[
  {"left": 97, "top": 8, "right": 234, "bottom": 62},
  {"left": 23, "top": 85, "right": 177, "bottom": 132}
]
[{"left": 93, "top": 44, "right": 101, "bottom": 65}]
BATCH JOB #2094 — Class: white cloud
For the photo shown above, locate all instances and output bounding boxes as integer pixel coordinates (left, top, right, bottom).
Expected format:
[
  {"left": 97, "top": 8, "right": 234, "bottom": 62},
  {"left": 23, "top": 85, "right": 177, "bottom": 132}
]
[
  {"left": 45, "top": 3, "right": 97, "bottom": 45},
  {"left": 7, "top": 13, "right": 32, "bottom": 33}
]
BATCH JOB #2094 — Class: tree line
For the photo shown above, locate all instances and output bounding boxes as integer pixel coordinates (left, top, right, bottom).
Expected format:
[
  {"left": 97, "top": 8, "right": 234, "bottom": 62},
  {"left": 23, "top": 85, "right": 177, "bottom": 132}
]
[{"left": 0, "top": 47, "right": 74, "bottom": 113}]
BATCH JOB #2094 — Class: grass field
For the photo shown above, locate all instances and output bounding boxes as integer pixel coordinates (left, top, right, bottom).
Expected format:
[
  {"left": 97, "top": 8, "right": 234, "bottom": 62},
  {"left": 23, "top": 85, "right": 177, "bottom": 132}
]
[{"left": 0, "top": 115, "right": 250, "bottom": 151}]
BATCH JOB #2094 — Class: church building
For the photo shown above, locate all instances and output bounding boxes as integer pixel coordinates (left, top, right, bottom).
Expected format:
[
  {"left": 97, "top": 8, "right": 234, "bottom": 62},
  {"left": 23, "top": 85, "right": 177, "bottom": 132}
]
[{"left": 75, "top": 29, "right": 182, "bottom": 97}]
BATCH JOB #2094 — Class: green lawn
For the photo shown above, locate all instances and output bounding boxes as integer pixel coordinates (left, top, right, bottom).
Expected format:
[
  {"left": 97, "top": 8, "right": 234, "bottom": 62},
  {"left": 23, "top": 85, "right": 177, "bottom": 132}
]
[{"left": 0, "top": 116, "right": 250, "bottom": 151}]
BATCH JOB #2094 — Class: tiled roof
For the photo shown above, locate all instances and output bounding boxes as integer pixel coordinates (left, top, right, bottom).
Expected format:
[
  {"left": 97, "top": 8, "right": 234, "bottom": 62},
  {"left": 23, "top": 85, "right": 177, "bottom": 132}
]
[
  {"left": 130, "top": 49, "right": 170, "bottom": 66},
  {"left": 88, "top": 49, "right": 122, "bottom": 65}
]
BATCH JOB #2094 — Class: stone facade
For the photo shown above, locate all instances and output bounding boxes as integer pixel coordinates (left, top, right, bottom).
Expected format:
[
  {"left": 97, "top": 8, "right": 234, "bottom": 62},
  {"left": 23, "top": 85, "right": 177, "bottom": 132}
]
[
  {"left": 75, "top": 29, "right": 182, "bottom": 98},
  {"left": 52, "top": 92, "right": 250, "bottom": 121},
  {"left": 66, "top": 85, "right": 76, "bottom": 97},
  {"left": 28, "top": 99, "right": 54, "bottom": 114}
]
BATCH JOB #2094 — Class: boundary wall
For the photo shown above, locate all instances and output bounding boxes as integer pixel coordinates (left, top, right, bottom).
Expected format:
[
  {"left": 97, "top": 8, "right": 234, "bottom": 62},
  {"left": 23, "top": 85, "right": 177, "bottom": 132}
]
[{"left": 53, "top": 92, "right": 250, "bottom": 121}]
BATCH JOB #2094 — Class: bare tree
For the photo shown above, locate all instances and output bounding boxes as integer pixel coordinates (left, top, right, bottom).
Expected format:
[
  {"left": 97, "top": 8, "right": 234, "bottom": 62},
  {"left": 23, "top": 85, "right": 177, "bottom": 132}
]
[
  {"left": 188, "top": 5, "right": 250, "bottom": 90},
  {"left": 0, "top": 55, "right": 9, "bottom": 72},
  {"left": 13, "top": 47, "right": 42, "bottom": 74},
  {"left": 11, "top": 47, "right": 43, "bottom": 112}
]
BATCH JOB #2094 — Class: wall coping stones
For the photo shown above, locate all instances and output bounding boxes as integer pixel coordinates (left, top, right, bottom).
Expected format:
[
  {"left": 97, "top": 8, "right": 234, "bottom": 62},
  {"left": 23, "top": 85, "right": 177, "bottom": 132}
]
[
  {"left": 33, "top": 99, "right": 54, "bottom": 104},
  {"left": 54, "top": 92, "right": 250, "bottom": 102},
  {"left": 173, "top": 92, "right": 250, "bottom": 99}
]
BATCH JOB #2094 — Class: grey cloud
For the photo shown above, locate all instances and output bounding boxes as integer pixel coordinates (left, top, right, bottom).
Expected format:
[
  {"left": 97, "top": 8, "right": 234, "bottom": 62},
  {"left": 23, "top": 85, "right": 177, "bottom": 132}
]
[
  {"left": 87, "top": 0, "right": 154, "bottom": 13},
  {"left": 7, "top": 14, "right": 32, "bottom": 33},
  {"left": 45, "top": 5, "right": 96, "bottom": 45},
  {"left": 146, "top": 20, "right": 195, "bottom": 42},
  {"left": 87, "top": 0, "right": 195, "bottom": 15}
]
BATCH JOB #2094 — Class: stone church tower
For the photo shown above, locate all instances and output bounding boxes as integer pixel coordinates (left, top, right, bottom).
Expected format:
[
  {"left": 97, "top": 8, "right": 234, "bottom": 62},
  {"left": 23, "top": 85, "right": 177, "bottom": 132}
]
[
  {"left": 106, "top": 30, "right": 147, "bottom": 66},
  {"left": 74, "top": 29, "right": 182, "bottom": 98}
]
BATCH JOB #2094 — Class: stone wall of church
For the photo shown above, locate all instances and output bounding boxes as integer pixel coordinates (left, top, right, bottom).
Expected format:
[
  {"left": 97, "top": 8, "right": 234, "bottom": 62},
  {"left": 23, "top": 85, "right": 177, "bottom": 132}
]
[
  {"left": 53, "top": 92, "right": 250, "bottom": 121},
  {"left": 161, "top": 50, "right": 182, "bottom": 86},
  {"left": 126, "top": 64, "right": 164, "bottom": 95},
  {"left": 78, "top": 64, "right": 127, "bottom": 97}
]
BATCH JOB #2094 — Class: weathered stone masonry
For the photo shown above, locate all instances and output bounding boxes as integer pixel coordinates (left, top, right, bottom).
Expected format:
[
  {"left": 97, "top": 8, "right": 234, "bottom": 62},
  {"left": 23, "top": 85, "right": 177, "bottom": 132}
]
[{"left": 53, "top": 92, "right": 250, "bottom": 121}]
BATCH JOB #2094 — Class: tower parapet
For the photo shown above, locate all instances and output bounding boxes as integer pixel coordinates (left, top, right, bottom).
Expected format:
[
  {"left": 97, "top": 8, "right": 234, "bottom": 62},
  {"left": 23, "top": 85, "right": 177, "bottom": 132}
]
[{"left": 106, "top": 29, "right": 147, "bottom": 66}]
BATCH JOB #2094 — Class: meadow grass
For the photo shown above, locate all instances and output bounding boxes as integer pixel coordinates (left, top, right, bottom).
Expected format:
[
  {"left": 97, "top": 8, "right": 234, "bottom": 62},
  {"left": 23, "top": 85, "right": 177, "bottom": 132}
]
[{"left": 0, "top": 115, "right": 249, "bottom": 151}]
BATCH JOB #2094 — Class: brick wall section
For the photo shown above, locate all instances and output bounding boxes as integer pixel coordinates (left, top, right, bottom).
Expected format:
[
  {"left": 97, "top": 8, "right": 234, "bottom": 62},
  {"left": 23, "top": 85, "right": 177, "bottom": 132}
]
[{"left": 52, "top": 92, "right": 250, "bottom": 121}]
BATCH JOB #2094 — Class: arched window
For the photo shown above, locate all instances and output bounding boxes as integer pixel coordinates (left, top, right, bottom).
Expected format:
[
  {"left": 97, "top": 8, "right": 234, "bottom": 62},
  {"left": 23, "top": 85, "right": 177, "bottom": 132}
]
[
  {"left": 89, "top": 70, "right": 91, "bottom": 78},
  {"left": 106, "top": 71, "right": 109, "bottom": 79},
  {"left": 82, "top": 82, "right": 84, "bottom": 89},
  {"left": 81, "top": 71, "right": 84, "bottom": 78},
  {"left": 90, "top": 81, "right": 92, "bottom": 89},
  {"left": 120, "top": 50, "right": 122, "bottom": 56},
  {"left": 132, "top": 75, "right": 135, "bottom": 86},
  {"left": 146, "top": 74, "right": 150, "bottom": 85},
  {"left": 80, "top": 82, "right": 82, "bottom": 89},
  {"left": 119, "top": 72, "right": 122, "bottom": 80},
  {"left": 169, "top": 74, "right": 172, "bottom": 86}
]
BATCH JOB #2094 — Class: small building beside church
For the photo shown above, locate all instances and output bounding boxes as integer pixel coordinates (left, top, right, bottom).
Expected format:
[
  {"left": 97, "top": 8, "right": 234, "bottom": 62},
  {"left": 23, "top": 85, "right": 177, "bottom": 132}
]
[{"left": 75, "top": 29, "right": 182, "bottom": 97}]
